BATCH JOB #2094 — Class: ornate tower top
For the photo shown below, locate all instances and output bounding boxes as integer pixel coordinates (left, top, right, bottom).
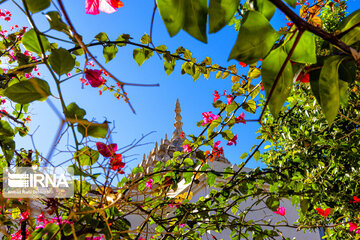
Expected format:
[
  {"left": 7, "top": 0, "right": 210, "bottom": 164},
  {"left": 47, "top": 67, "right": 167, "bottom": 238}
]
[{"left": 172, "top": 98, "right": 183, "bottom": 141}]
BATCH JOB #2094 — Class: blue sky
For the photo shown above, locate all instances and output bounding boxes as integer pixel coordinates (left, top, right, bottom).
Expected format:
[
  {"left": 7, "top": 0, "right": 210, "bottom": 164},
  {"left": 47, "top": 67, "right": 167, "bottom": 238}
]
[{"left": 1, "top": 0, "right": 359, "bottom": 177}]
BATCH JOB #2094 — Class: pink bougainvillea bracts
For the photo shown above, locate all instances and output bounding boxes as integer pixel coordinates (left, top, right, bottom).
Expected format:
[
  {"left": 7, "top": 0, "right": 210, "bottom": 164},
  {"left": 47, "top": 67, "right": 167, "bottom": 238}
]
[
  {"left": 349, "top": 223, "right": 360, "bottom": 233},
  {"left": 146, "top": 178, "right": 153, "bottom": 190},
  {"left": 274, "top": 206, "right": 285, "bottom": 216},
  {"left": 202, "top": 112, "right": 219, "bottom": 126},
  {"left": 182, "top": 144, "right": 192, "bottom": 153},
  {"left": 85, "top": 0, "right": 124, "bottom": 15},
  {"left": 85, "top": 69, "right": 105, "bottom": 87},
  {"left": 227, "top": 134, "right": 237, "bottom": 146},
  {"left": 227, "top": 95, "right": 234, "bottom": 105},
  {"left": 20, "top": 210, "right": 29, "bottom": 222},
  {"left": 235, "top": 112, "right": 246, "bottom": 124}
]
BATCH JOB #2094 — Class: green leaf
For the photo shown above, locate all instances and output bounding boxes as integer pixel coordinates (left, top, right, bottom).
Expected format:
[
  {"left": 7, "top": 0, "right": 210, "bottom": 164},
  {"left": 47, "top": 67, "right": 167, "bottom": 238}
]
[
  {"left": 182, "top": 0, "right": 208, "bottom": 43},
  {"left": 31, "top": 223, "right": 60, "bottom": 240},
  {"left": 0, "top": 121, "right": 14, "bottom": 137},
  {"left": 49, "top": 48, "right": 75, "bottom": 76},
  {"left": 157, "top": 0, "right": 184, "bottom": 37},
  {"left": 133, "top": 48, "right": 153, "bottom": 66},
  {"left": 45, "top": 11, "right": 71, "bottom": 36},
  {"left": 265, "top": 196, "right": 279, "bottom": 211},
  {"left": 115, "top": 34, "right": 131, "bottom": 47},
  {"left": 284, "top": 0, "right": 296, "bottom": 8},
  {"left": 157, "top": 0, "right": 207, "bottom": 43},
  {"left": 103, "top": 45, "right": 118, "bottom": 63},
  {"left": 338, "top": 9, "right": 360, "bottom": 33},
  {"left": 339, "top": 60, "right": 357, "bottom": 84},
  {"left": 300, "top": 199, "right": 309, "bottom": 214},
  {"left": 5, "top": 78, "right": 51, "bottom": 104},
  {"left": 183, "top": 171, "right": 193, "bottom": 184},
  {"left": 240, "top": 152, "right": 248, "bottom": 159},
  {"left": 184, "top": 158, "right": 194, "bottom": 166},
  {"left": 95, "top": 32, "right": 109, "bottom": 42},
  {"left": 0, "top": 138, "right": 15, "bottom": 161},
  {"left": 319, "top": 55, "right": 346, "bottom": 125},
  {"left": 74, "top": 146, "right": 99, "bottom": 166},
  {"left": 254, "top": 151, "right": 261, "bottom": 161},
  {"left": 207, "top": 172, "right": 217, "bottom": 187},
  {"left": 22, "top": 29, "right": 50, "bottom": 55},
  {"left": 140, "top": 33, "right": 151, "bottom": 44},
  {"left": 249, "top": 0, "right": 276, "bottom": 20},
  {"left": 25, "top": 0, "right": 50, "bottom": 13},
  {"left": 65, "top": 102, "right": 86, "bottom": 120},
  {"left": 285, "top": 31, "right": 316, "bottom": 64},
  {"left": 77, "top": 120, "right": 109, "bottom": 138},
  {"left": 164, "top": 58, "right": 176, "bottom": 76},
  {"left": 229, "top": 11, "right": 278, "bottom": 64},
  {"left": 262, "top": 47, "right": 293, "bottom": 117},
  {"left": 242, "top": 99, "right": 257, "bottom": 114},
  {"left": 209, "top": 0, "right": 240, "bottom": 33}
]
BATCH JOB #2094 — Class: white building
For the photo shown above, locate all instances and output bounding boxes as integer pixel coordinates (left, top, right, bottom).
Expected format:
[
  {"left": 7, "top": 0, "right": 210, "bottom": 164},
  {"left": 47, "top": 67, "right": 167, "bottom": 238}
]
[{"left": 126, "top": 99, "right": 321, "bottom": 240}]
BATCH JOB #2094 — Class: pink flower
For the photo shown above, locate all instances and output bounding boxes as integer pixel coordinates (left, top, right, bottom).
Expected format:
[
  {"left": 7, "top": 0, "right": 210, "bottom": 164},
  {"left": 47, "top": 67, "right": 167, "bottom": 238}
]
[
  {"left": 274, "top": 206, "right": 285, "bottom": 216},
  {"left": 85, "top": 69, "right": 105, "bottom": 87},
  {"left": 316, "top": 208, "right": 331, "bottom": 217},
  {"left": 235, "top": 112, "right": 246, "bottom": 124},
  {"left": 349, "top": 223, "right": 360, "bottom": 233},
  {"left": 85, "top": 0, "right": 124, "bottom": 15},
  {"left": 20, "top": 210, "right": 29, "bottom": 222},
  {"left": 182, "top": 144, "right": 192, "bottom": 153},
  {"left": 227, "top": 134, "right": 237, "bottom": 146},
  {"left": 37, "top": 212, "right": 45, "bottom": 223},
  {"left": 146, "top": 178, "right": 153, "bottom": 190},
  {"left": 213, "top": 90, "right": 220, "bottom": 102},
  {"left": 202, "top": 112, "right": 219, "bottom": 126},
  {"left": 179, "top": 223, "right": 185, "bottom": 227},
  {"left": 227, "top": 95, "right": 234, "bottom": 105},
  {"left": 96, "top": 142, "right": 117, "bottom": 157}
]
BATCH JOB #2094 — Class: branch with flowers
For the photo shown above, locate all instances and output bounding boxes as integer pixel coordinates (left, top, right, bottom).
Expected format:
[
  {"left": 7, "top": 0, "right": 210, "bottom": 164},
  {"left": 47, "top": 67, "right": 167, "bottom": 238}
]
[{"left": 0, "top": 0, "right": 360, "bottom": 239}]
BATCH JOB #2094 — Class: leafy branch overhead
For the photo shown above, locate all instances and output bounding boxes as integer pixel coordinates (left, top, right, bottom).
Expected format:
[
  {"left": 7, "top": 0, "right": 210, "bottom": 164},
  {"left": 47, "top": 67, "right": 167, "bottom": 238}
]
[{"left": 157, "top": 0, "right": 360, "bottom": 124}]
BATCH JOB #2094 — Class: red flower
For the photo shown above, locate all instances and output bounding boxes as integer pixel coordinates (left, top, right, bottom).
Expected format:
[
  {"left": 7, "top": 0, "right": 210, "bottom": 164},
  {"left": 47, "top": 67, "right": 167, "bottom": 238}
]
[
  {"left": 180, "top": 131, "right": 185, "bottom": 139},
  {"left": 350, "top": 196, "right": 360, "bottom": 203},
  {"left": 96, "top": 142, "right": 117, "bottom": 157},
  {"left": 213, "top": 90, "right": 220, "bottom": 102},
  {"left": 20, "top": 210, "right": 29, "bottom": 222},
  {"left": 110, "top": 154, "right": 125, "bottom": 172},
  {"left": 239, "top": 62, "right": 247, "bottom": 67},
  {"left": 85, "top": 69, "right": 105, "bottom": 87},
  {"left": 85, "top": 0, "right": 124, "bottom": 15},
  {"left": 316, "top": 208, "right": 331, "bottom": 217}
]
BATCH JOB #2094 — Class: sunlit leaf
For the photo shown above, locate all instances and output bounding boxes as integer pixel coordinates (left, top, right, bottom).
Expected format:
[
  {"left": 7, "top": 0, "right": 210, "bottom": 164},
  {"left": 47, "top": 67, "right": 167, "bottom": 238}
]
[
  {"left": 229, "top": 11, "right": 278, "bottom": 64},
  {"left": 209, "top": 0, "right": 240, "bottom": 33}
]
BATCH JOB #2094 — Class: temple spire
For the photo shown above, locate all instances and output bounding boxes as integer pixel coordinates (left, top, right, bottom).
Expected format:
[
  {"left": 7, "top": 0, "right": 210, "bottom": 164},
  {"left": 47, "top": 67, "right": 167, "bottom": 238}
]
[{"left": 172, "top": 99, "right": 183, "bottom": 140}]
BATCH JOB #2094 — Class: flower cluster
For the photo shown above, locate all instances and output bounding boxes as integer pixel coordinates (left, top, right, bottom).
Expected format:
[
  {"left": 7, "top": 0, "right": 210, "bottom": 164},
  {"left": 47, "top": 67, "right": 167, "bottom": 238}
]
[
  {"left": 0, "top": 9, "right": 11, "bottom": 22},
  {"left": 202, "top": 111, "right": 219, "bottom": 126},
  {"left": 96, "top": 142, "right": 125, "bottom": 174}
]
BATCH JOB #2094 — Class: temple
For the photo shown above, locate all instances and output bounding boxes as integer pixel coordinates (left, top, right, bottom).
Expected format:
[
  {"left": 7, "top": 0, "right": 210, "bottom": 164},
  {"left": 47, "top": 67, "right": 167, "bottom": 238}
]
[{"left": 127, "top": 99, "right": 321, "bottom": 240}]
